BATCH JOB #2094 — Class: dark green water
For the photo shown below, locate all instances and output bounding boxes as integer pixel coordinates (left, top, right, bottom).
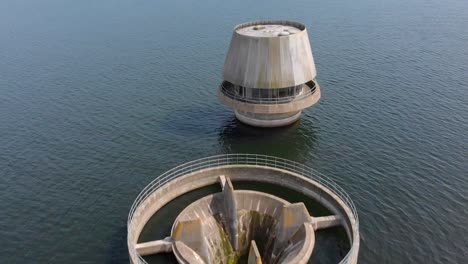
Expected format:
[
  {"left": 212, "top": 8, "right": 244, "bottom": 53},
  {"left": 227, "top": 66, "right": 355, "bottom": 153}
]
[{"left": 1, "top": 0, "right": 467, "bottom": 263}]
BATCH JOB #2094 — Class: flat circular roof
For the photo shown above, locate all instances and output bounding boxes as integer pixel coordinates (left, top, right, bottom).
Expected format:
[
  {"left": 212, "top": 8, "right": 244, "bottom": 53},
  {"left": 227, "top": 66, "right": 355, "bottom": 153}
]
[
  {"left": 237, "top": 24, "right": 301, "bottom": 37},
  {"left": 234, "top": 20, "right": 306, "bottom": 38}
]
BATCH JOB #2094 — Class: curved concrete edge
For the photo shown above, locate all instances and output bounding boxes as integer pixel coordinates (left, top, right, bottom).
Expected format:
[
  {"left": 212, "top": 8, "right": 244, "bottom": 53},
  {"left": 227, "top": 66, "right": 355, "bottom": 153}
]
[
  {"left": 173, "top": 241, "right": 206, "bottom": 264},
  {"left": 235, "top": 110, "right": 301, "bottom": 127},
  {"left": 278, "top": 223, "right": 315, "bottom": 264},
  {"left": 128, "top": 164, "right": 359, "bottom": 264},
  {"left": 218, "top": 84, "right": 321, "bottom": 114}
]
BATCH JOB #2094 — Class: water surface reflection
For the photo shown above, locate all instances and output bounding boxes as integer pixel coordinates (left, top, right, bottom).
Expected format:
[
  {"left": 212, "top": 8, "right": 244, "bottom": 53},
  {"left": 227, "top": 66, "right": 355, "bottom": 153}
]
[{"left": 218, "top": 113, "right": 320, "bottom": 162}]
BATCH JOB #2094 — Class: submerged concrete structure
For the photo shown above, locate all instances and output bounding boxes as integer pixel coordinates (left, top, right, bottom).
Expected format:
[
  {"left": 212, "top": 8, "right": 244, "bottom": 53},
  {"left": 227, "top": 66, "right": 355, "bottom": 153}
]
[
  {"left": 127, "top": 154, "right": 359, "bottom": 264},
  {"left": 218, "top": 21, "right": 321, "bottom": 127}
]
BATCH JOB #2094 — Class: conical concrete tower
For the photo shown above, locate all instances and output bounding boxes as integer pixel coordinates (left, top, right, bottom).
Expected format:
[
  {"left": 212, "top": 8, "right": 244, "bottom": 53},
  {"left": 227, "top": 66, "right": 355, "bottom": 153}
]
[{"left": 218, "top": 20, "right": 321, "bottom": 127}]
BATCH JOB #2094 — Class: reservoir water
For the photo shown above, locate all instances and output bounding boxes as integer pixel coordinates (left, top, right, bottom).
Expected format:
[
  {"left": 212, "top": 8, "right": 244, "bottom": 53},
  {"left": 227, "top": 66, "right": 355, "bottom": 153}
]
[{"left": 1, "top": 0, "right": 467, "bottom": 263}]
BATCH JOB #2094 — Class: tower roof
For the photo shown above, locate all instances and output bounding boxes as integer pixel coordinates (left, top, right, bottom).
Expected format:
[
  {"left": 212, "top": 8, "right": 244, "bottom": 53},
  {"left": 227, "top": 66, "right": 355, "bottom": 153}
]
[{"left": 223, "top": 20, "right": 317, "bottom": 89}]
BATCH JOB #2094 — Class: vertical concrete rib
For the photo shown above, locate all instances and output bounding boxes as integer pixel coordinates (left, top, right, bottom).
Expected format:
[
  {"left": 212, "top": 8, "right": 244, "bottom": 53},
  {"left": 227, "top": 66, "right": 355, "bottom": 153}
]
[{"left": 220, "top": 176, "right": 239, "bottom": 250}]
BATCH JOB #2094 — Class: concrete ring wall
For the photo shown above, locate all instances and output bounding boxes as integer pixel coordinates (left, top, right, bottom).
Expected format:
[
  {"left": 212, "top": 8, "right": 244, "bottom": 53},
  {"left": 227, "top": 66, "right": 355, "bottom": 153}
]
[{"left": 128, "top": 164, "right": 359, "bottom": 264}]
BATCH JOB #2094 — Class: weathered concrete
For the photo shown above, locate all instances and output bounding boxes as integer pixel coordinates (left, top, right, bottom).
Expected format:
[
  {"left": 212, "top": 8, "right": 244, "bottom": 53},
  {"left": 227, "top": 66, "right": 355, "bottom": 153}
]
[
  {"left": 218, "top": 20, "right": 321, "bottom": 127},
  {"left": 311, "top": 215, "right": 343, "bottom": 230},
  {"left": 128, "top": 164, "right": 359, "bottom": 264},
  {"left": 171, "top": 189, "right": 314, "bottom": 263},
  {"left": 173, "top": 241, "right": 206, "bottom": 264},
  {"left": 133, "top": 203, "right": 340, "bottom": 261},
  {"left": 172, "top": 219, "right": 210, "bottom": 263},
  {"left": 273, "top": 203, "right": 311, "bottom": 260},
  {"left": 221, "top": 176, "right": 239, "bottom": 250},
  {"left": 234, "top": 110, "right": 302, "bottom": 127},
  {"left": 276, "top": 223, "right": 314, "bottom": 264},
  {"left": 223, "top": 20, "right": 316, "bottom": 89},
  {"left": 237, "top": 24, "right": 301, "bottom": 38},
  {"left": 136, "top": 237, "right": 172, "bottom": 256},
  {"left": 277, "top": 203, "right": 311, "bottom": 247}
]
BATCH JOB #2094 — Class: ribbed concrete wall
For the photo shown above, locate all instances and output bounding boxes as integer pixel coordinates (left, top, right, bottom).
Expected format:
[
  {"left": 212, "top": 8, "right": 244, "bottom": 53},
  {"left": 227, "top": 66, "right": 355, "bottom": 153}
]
[
  {"left": 171, "top": 190, "right": 314, "bottom": 263},
  {"left": 223, "top": 20, "right": 317, "bottom": 89}
]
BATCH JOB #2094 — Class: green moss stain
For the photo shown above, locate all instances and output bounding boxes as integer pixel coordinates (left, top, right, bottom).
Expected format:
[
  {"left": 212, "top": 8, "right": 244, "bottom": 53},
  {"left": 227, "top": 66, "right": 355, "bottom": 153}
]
[
  {"left": 236, "top": 210, "right": 278, "bottom": 263},
  {"left": 206, "top": 210, "right": 286, "bottom": 263},
  {"left": 214, "top": 217, "right": 240, "bottom": 264}
]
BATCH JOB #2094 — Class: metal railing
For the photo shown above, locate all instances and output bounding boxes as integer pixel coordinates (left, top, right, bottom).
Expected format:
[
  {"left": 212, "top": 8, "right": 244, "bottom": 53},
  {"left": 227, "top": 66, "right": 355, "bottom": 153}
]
[
  {"left": 128, "top": 154, "right": 358, "bottom": 264},
  {"left": 219, "top": 81, "right": 317, "bottom": 104}
]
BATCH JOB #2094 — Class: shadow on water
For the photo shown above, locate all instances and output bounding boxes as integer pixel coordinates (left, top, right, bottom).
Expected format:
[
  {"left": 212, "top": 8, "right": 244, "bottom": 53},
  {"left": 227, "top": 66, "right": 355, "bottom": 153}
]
[{"left": 218, "top": 113, "right": 320, "bottom": 162}]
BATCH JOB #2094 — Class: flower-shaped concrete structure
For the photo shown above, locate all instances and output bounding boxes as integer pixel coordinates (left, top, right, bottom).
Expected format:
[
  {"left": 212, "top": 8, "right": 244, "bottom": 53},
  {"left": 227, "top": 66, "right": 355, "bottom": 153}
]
[{"left": 127, "top": 155, "right": 359, "bottom": 264}]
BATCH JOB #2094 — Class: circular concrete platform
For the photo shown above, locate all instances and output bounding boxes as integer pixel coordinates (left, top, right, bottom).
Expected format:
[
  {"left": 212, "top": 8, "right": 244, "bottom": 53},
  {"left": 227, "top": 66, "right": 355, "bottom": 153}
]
[{"left": 127, "top": 154, "right": 359, "bottom": 264}]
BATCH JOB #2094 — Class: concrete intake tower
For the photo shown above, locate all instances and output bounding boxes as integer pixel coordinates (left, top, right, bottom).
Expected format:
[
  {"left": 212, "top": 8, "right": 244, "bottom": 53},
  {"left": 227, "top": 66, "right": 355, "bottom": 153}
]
[{"left": 218, "top": 20, "right": 321, "bottom": 127}]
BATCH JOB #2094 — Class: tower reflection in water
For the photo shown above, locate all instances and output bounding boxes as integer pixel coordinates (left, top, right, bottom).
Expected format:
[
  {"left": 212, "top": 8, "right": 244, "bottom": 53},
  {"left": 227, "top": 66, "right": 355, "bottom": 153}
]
[{"left": 218, "top": 113, "right": 320, "bottom": 163}]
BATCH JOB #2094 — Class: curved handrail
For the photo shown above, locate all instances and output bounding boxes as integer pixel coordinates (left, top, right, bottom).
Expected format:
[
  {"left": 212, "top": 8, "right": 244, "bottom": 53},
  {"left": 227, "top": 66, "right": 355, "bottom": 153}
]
[
  {"left": 128, "top": 154, "right": 359, "bottom": 264},
  {"left": 219, "top": 82, "right": 317, "bottom": 104}
]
